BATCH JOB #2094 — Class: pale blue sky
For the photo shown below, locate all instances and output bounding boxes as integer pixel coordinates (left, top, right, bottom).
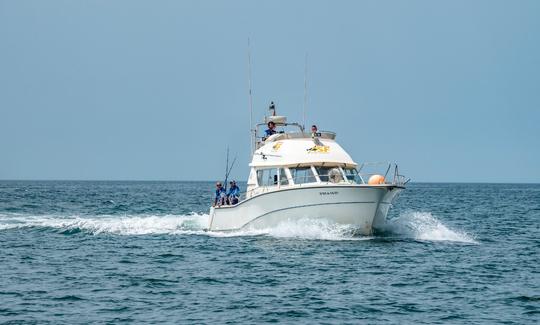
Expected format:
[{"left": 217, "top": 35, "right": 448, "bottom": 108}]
[{"left": 1, "top": 0, "right": 539, "bottom": 182}]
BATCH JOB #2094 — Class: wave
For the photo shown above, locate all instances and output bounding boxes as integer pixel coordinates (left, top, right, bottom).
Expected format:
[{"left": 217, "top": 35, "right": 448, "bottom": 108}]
[
  {"left": 0, "top": 211, "right": 476, "bottom": 243},
  {"left": 381, "top": 211, "right": 477, "bottom": 244}
]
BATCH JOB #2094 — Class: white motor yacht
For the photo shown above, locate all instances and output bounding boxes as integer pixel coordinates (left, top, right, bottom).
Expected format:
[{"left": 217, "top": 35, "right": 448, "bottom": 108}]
[{"left": 208, "top": 107, "right": 408, "bottom": 235}]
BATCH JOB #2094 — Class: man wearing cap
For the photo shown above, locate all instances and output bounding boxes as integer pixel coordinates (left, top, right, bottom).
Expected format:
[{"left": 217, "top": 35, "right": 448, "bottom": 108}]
[
  {"left": 227, "top": 180, "right": 240, "bottom": 205},
  {"left": 214, "top": 182, "right": 226, "bottom": 206}
]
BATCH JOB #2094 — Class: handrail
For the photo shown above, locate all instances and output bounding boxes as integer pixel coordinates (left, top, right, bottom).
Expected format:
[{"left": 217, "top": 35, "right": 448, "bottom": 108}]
[
  {"left": 357, "top": 162, "right": 409, "bottom": 186},
  {"left": 254, "top": 130, "right": 337, "bottom": 149}
]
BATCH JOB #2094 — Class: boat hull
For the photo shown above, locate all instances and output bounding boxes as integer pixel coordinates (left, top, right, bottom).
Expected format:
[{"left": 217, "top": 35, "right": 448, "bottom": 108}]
[{"left": 209, "top": 185, "right": 403, "bottom": 235}]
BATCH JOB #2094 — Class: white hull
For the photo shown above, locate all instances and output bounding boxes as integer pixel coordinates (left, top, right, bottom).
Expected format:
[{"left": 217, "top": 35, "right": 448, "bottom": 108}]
[{"left": 209, "top": 185, "right": 403, "bottom": 235}]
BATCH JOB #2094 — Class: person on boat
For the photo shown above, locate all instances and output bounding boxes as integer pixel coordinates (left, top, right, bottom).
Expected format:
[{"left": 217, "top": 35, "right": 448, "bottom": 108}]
[
  {"left": 311, "top": 124, "right": 323, "bottom": 146},
  {"left": 214, "top": 182, "right": 226, "bottom": 206},
  {"left": 227, "top": 180, "right": 240, "bottom": 205},
  {"left": 311, "top": 125, "right": 321, "bottom": 137},
  {"left": 265, "top": 121, "right": 277, "bottom": 137}
]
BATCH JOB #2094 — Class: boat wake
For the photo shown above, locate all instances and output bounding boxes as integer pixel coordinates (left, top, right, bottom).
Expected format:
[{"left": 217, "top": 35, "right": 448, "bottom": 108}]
[
  {"left": 213, "top": 218, "right": 370, "bottom": 241},
  {"left": 381, "top": 211, "right": 477, "bottom": 244},
  {"left": 0, "top": 211, "right": 476, "bottom": 243},
  {"left": 0, "top": 213, "right": 209, "bottom": 235}
]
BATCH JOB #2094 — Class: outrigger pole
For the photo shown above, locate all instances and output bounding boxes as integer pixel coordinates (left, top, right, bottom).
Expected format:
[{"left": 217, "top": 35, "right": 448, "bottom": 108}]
[
  {"left": 303, "top": 52, "right": 308, "bottom": 131},
  {"left": 247, "top": 38, "right": 255, "bottom": 155}
]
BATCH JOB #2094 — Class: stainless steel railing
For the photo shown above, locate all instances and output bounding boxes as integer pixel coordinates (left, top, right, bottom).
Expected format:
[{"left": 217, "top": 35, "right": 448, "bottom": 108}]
[{"left": 357, "top": 162, "right": 410, "bottom": 186}]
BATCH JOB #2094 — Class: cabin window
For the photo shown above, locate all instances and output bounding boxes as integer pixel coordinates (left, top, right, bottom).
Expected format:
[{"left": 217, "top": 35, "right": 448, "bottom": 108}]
[
  {"left": 256, "top": 168, "right": 278, "bottom": 187},
  {"left": 316, "top": 167, "right": 343, "bottom": 183},
  {"left": 343, "top": 168, "right": 362, "bottom": 184},
  {"left": 290, "top": 167, "right": 316, "bottom": 184},
  {"left": 279, "top": 168, "right": 289, "bottom": 185}
]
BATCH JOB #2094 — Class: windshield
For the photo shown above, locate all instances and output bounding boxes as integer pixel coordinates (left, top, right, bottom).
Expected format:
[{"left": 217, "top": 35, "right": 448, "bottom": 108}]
[
  {"left": 343, "top": 168, "right": 362, "bottom": 184},
  {"left": 289, "top": 167, "right": 316, "bottom": 184},
  {"left": 315, "top": 167, "right": 344, "bottom": 183}
]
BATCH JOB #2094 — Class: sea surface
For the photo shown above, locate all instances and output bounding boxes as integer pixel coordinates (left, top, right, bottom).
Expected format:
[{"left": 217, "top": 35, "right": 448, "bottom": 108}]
[{"left": 0, "top": 181, "right": 538, "bottom": 324}]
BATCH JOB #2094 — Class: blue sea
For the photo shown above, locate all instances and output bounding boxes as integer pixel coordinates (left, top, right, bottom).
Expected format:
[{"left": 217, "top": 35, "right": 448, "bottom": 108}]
[{"left": 0, "top": 181, "right": 538, "bottom": 324}]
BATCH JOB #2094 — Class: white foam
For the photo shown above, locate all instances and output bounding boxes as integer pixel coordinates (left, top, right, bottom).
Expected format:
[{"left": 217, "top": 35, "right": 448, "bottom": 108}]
[
  {"left": 207, "top": 218, "right": 369, "bottom": 241},
  {"left": 384, "top": 211, "right": 477, "bottom": 244},
  {"left": 0, "top": 213, "right": 367, "bottom": 240},
  {"left": 0, "top": 213, "right": 210, "bottom": 235},
  {"left": 0, "top": 211, "right": 476, "bottom": 243}
]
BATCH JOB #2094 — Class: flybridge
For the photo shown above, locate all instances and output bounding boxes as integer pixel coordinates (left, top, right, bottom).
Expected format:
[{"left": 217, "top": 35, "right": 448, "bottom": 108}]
[
  {"left": 254, "top": 125, "right": 336, "bottom": 150},
  {"left": 252, "top": 102, "right": 335, "bottom": 150}
]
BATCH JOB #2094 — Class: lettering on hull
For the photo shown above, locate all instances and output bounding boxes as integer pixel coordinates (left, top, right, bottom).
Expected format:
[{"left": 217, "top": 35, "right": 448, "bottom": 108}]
[{"left": 319, "top": 191, "right": 339, "bottom": 196}]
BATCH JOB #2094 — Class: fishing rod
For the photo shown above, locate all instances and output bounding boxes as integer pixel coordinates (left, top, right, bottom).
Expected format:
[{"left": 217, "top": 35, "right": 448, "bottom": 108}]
[
  {"left": 223, "top": 146, "right": 237, "bottom": 192},
  {"left": 223, "top": 146, "right": 229, "bottom": 191}
]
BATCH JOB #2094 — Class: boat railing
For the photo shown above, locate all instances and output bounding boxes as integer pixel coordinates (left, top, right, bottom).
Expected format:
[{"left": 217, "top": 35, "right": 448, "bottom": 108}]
[
  {"left": 357, "top": 162, "right": 410, "bottom": 186},
  {"left": 254, "top": 128, "right": 337, "bottom": 149}
]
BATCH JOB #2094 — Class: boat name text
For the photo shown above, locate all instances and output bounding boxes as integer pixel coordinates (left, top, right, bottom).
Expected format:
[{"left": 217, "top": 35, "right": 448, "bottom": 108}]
[{"left": 319, "top": 191, "right": 339, "bottom": 196}]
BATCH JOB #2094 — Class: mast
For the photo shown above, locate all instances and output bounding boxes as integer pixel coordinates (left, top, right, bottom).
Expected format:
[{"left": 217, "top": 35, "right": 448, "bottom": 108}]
[{"left": 247, "top": 38, "right": 254, "bottom": 154}]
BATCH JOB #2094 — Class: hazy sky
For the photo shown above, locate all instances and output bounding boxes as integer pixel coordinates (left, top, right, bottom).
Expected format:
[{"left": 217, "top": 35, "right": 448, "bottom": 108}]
[{"left": 1, "top": 0, "right": 539, "bottom": 182}]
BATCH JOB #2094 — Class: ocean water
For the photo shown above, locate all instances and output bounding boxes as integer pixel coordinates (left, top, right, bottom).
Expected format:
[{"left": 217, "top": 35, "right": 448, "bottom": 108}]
[{"left": 0, "top": 181, "right": 538, "bottom": 324}]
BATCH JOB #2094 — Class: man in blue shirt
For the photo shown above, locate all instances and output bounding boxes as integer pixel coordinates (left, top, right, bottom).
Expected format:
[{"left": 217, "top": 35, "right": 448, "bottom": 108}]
[
  {"left": 227, "top": 180, "right": 240, "bottom": 205},
  {"left": 214, "top": 182, "right": 226, "bottom": 206},
  {"left": 265, "top": 121, "right": 277, "bottom": 138}
]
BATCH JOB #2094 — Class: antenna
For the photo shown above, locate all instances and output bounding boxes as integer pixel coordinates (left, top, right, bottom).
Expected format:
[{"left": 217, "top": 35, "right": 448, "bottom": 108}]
[
  {"left": 247, "top": 38, "right": 254, "bottom": 154},
  {"left": 303, "top": 53, "right": 308, "bottom": 131}
]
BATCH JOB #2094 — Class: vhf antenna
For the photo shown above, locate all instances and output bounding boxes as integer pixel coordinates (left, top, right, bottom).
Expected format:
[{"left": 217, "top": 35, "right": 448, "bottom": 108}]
[{"left": 247, "top": 38, "right": 254, "bottom": 154}]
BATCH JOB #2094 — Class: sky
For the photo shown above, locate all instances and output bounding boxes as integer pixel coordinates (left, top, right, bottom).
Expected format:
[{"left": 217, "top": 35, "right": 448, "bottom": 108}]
[{"left": 1, "top": 0, "right": 539, "bottom": 182}]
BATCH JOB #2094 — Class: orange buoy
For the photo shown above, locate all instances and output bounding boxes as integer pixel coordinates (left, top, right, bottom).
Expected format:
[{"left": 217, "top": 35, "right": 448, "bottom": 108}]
[{"left": 368, "top": 174, "right": 385, "bottom": 185}]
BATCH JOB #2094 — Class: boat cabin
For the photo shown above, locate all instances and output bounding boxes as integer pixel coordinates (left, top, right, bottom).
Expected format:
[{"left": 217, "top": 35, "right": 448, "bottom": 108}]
[{"left": 245, "top": 116, "right": 365, "bottom": 199}]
